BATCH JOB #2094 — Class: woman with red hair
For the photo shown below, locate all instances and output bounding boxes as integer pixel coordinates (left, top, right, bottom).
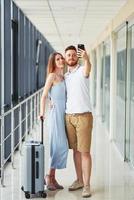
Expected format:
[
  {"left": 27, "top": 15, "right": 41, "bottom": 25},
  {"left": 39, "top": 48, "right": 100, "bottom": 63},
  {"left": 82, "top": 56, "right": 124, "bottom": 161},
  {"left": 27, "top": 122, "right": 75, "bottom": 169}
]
[{"left": 40, "top": 52, "right": 68, "bottom": 190}]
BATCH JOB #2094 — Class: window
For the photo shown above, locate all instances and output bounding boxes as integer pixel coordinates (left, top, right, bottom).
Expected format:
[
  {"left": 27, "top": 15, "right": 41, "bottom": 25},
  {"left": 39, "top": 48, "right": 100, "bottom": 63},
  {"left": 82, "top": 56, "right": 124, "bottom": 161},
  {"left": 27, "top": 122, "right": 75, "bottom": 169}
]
[{"left": 12, "top": 19, "right": 18, "bottom": 104}]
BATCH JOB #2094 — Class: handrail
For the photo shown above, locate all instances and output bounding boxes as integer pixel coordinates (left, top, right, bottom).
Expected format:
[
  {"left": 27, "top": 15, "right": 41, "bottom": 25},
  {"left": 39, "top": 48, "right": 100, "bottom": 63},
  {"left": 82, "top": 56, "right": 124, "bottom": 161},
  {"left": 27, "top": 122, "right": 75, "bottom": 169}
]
[
  {"left": 1, "top": 88, "right": 43, "bottom": 118},
  {"left": 0, "top": 88, "right": 43, "bottom": 186}
]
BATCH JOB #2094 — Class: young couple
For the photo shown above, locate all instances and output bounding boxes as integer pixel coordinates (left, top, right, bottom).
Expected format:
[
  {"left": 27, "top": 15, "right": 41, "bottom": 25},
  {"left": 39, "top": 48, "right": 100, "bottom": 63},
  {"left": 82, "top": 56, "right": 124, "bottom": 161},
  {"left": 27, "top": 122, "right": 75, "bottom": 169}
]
[{"left": 40, "top": 45, "right": 93, "bottom": 198}]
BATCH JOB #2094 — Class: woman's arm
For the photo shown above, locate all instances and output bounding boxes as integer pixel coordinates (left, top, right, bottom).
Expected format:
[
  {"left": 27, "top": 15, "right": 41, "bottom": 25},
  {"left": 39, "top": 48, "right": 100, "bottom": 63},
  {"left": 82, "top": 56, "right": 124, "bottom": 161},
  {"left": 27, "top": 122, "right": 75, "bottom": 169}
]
[{"left": 40, "top": 73, "right": 55, "bottom": 117}]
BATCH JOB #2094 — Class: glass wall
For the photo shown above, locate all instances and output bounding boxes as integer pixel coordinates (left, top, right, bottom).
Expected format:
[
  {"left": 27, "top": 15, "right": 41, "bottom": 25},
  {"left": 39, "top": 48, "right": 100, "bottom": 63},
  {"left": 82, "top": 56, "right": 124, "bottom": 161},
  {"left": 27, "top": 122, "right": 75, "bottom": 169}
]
[
  {"left": 128, "top": 25, "right": 134, "bottom": 165},
  {"left": 12, "top": 16, "right": 18, "bottom": 104},
  {"left": 104, "top": 41, "right": 110, "bottom": 131},
  {"left": 100, "top": 41, "right": 110, "bottom": 131},
  {"left": 0, "top": 0, "right": 54, "bottom": 171},
  {"left": 100, "top": 43, "right": 104, "bottom": 121},
  {"left": 92, "top": 50, "right": 97, "bottom": 107},
  {"left": 115, "top": 26, "right": 127, "bottom": 157}
]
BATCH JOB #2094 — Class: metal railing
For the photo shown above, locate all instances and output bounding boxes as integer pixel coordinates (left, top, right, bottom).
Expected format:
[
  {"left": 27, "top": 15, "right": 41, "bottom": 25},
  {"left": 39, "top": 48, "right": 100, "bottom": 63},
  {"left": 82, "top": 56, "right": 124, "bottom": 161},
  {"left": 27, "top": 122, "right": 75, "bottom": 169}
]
[{"left": 0, "top": 88, "right": 43, "bottom": 186}]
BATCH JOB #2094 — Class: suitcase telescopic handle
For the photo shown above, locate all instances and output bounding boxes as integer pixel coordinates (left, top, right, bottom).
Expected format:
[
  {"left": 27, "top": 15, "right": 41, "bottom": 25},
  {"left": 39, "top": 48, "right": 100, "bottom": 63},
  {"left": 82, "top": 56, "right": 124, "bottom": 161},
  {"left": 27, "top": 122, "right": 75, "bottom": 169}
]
[{"left": 40, "top": 116, "right": 44, "bottom": 144}]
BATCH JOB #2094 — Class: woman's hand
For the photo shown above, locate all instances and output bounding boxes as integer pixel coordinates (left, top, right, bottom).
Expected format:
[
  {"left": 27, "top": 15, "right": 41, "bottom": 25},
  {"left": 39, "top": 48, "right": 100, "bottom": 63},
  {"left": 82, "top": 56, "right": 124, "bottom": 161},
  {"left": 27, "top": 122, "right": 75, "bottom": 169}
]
[{"left": 49, "top": 101, "right": 55, "bottom": 109}]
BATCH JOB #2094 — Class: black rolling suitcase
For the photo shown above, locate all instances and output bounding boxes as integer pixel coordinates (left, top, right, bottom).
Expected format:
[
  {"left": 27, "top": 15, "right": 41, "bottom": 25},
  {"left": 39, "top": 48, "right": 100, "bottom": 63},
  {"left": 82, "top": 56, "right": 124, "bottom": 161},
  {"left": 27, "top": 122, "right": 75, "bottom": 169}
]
[{"left": 21, "top": 118, "right": 47, "bottom": 199}]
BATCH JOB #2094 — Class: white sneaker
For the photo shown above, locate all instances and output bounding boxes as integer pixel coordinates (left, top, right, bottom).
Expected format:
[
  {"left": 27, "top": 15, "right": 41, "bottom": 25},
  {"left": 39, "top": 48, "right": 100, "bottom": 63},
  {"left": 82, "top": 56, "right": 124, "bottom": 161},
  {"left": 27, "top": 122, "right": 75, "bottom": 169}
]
[
  {"left": 68, "top": 180, "right": 84, "bottom": 191},
  {"left": 82, "top": 185, "right": 91, "bottom": 198}
]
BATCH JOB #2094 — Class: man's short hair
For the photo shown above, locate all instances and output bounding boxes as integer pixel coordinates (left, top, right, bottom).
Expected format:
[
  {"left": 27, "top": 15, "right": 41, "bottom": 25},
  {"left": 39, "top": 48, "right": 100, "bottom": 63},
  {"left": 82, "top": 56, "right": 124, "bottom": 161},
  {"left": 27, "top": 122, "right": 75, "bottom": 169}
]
[{"left": 65, "top": 45, "right": 77, "bottom": 53}]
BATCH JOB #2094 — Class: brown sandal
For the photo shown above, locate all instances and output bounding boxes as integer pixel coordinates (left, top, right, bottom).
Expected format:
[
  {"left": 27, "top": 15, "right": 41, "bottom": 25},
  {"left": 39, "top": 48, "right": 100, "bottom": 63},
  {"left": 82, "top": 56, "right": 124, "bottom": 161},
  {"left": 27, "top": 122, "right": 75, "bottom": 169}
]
[
  {"left": 45, "top": 175, "right": 57, "bottom": 191},
  {"left": 51, "top": 175, "right": 64, "bottom": 190}
]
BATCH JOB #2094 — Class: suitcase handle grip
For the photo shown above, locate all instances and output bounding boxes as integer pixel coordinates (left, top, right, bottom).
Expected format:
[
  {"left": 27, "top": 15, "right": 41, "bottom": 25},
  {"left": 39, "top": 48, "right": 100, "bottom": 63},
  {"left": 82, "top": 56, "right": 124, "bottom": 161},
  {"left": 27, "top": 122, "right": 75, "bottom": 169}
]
[
  {"left": 40, "top": 117, "right": 44, "bottom": 144},
  {"left": 36, "top": 161, "right": 39, "bottom": 178}
]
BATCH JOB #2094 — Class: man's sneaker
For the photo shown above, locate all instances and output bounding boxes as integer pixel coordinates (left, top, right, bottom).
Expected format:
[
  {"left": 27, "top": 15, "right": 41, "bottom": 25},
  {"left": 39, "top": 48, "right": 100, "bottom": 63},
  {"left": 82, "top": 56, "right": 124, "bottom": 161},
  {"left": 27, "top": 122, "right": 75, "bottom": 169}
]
[
  {"left": 68, "top": 180, "right": 83, "bottom": 191},
  {"left": 82, "top": 185, "right": 91, "bottom": 198}
]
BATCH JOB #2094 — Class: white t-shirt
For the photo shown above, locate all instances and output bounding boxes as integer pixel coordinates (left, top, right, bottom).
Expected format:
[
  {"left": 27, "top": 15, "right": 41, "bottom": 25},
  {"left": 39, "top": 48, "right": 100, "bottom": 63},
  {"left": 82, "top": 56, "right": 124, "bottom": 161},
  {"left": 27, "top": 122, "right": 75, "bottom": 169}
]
[{"left": 65, "top": 65, "right": 92, "bottom": 114}]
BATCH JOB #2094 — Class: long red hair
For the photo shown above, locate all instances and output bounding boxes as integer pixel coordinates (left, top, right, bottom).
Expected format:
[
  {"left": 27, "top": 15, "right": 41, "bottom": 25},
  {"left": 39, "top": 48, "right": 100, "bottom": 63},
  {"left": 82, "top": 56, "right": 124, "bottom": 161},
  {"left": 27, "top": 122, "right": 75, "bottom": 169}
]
[{"left": 47, "top": 52, "right": 63, "bottom": 76}]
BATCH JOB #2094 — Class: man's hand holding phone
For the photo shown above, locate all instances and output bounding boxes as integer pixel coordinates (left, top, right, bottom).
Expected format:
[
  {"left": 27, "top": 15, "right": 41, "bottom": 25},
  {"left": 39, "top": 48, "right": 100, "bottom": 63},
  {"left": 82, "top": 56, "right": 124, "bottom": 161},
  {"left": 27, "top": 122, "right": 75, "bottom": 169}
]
[
  {"left": 78, "top": 44, "right": 85, "bottom": 51},
  {"left": 77, "top": 44, "right": 89, "bottom": 61},
  {"left": 77, "top": 44, "right": 91, "bottom": 77}
]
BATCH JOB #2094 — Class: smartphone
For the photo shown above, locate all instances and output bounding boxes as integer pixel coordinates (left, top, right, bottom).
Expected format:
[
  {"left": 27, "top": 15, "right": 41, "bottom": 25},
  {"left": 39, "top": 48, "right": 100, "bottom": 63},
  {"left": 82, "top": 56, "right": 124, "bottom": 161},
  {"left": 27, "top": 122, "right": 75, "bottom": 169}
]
[{"left": 78, "top": 44, "right": 85, "bottom": 50}]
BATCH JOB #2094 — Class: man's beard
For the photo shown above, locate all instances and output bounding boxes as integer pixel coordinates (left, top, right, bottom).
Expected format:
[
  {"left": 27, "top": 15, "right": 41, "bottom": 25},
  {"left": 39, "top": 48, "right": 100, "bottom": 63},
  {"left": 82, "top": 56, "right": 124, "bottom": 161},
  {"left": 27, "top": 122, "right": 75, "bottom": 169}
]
[{"left": 66, "top": 60, "right": 78, "bottom": 67}]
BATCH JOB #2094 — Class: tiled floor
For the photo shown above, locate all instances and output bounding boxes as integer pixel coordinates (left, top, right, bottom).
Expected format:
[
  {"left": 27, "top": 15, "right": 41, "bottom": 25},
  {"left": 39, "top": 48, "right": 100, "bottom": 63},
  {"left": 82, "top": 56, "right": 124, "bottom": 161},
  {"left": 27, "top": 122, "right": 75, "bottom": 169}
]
[{"left": 1, "top": 115, "right": 134, "bottom": 200}]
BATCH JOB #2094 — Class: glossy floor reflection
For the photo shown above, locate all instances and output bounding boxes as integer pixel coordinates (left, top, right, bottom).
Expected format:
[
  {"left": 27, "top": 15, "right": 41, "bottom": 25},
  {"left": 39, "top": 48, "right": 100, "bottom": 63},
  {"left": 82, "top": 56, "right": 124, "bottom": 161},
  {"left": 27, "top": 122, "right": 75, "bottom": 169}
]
[{"left": 1, "top": 115, "right": 134, "bottom": 200}]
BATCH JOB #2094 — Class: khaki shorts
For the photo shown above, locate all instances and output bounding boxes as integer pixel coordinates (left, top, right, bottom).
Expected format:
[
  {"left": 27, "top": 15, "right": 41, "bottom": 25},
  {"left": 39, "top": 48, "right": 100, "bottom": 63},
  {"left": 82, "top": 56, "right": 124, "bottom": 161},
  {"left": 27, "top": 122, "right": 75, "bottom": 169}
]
[{"left": 65, "top": 112, "right": 93, "bottom": 152}]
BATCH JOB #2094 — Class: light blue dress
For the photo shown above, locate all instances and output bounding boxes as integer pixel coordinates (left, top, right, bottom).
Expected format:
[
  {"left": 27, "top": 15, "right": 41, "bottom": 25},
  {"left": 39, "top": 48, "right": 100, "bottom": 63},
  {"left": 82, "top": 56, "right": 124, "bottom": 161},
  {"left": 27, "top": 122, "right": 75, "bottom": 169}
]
[{"left": 48, "top": 81, "right": 68, "bottom": 169}]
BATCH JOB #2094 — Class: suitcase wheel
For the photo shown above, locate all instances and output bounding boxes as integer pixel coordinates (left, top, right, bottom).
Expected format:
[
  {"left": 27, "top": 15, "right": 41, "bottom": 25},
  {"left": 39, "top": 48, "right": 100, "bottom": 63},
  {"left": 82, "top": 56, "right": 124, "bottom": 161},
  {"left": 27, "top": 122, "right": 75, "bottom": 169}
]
[
  {"left": 25, "top": 192, "right": 30, "bottom": 199},
  {"left": 41, "top": 191, "right": 47, "bottom": 198}
]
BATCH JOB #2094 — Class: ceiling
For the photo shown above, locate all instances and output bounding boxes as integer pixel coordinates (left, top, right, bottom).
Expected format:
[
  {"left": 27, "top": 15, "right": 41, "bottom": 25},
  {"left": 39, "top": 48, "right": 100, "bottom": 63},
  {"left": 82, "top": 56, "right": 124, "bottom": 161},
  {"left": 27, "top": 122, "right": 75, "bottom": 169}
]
[{"left": 13, "top": 0, "right": 127, "bottom": 53}]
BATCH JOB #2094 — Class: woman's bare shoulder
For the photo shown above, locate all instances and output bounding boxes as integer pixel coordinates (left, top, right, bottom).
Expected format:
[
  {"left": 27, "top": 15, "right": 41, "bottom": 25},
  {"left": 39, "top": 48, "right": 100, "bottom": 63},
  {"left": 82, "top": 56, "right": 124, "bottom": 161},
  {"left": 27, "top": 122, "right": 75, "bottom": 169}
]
[{"left": 47, "top": 73, "right": 56, "bottom": 81}]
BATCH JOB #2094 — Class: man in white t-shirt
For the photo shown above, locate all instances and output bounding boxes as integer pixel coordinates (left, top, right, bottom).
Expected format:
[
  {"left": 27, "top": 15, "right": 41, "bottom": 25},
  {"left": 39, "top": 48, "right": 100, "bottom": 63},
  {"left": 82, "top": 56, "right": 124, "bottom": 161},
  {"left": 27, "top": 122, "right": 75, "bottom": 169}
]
[{"left": 64, "top": 45, "right": 93, "bottom": 198}]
